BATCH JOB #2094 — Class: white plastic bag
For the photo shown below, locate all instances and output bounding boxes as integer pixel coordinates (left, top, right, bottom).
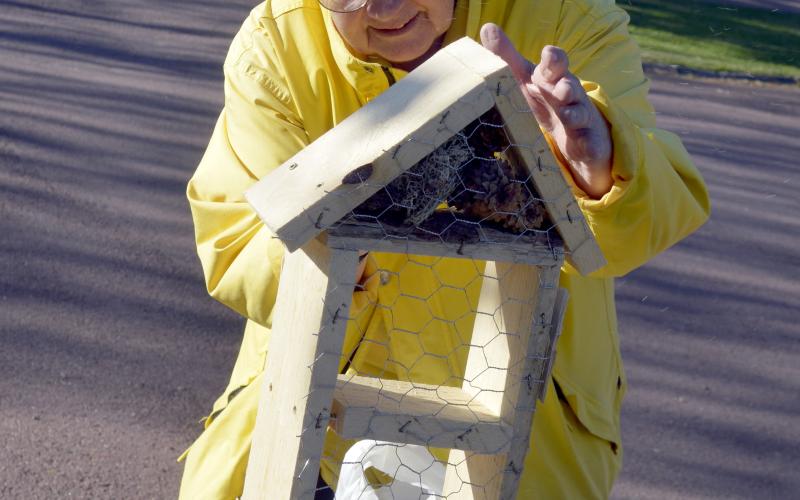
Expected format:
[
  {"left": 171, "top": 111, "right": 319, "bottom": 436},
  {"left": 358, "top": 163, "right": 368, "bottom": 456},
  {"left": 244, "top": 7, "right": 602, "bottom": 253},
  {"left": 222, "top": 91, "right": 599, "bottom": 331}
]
[{"left": 336, "top": 440, "right": 445, "bottom": 499}]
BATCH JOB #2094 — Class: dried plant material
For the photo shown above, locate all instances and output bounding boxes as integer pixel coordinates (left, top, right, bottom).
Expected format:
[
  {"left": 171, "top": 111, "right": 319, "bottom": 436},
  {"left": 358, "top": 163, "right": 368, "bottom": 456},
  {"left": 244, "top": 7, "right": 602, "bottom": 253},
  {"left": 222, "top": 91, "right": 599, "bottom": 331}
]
[
  {"left": 389, "top": 133, "right": 473, "bottom": 226},
  {"left": 355, "top": 134, "right": 471, "bottom": 225},
  {"left": 355, "top": 108, "right": 549, "bottom": 233},
  {"left": 455, "top": 109, "right": 548, "bottom": 232}
]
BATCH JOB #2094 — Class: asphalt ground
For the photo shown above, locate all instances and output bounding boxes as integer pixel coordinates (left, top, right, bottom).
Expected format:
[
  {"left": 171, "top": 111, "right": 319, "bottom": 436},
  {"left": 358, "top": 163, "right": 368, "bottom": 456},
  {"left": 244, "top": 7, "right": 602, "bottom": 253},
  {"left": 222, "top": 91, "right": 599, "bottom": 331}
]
[{"left": 1, "top": 1, "right": 798, "bottom": 499}]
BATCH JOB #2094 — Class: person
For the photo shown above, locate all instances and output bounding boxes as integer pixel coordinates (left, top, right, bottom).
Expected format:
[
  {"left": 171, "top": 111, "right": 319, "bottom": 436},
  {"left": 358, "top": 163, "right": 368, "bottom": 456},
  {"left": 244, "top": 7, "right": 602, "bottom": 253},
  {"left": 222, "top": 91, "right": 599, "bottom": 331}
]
[{"left": 180, "top": 0, "right": 710, "bottom": 498}]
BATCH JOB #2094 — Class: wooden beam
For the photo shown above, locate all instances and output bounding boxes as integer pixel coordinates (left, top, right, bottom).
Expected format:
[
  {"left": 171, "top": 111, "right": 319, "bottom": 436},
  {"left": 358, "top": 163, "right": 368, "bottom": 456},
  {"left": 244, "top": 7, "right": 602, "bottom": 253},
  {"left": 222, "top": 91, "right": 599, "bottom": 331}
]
[
  {"left": 327, "top": 216, "right": 563, "bottom": 267},
  {"left": 441, "top": 263, "right": 562, "bottom": 499},
  {"left": 537, "top": 287, "right": 569, "bottom": 403},
  {"left": 241, "top": 240, "right": 359, "bottom": 500},
  {"left": 331, "top": 375, "right": 512, "bottom": 454},
  {"left": 493, "top": 80, "right": 605, "bottom": 275}
]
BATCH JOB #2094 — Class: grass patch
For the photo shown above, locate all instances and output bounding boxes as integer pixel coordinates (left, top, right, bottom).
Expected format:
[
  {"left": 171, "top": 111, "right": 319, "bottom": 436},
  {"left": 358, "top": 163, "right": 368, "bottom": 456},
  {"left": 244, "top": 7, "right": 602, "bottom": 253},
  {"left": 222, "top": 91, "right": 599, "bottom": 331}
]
[{"left": 620, "top": 0, "right": 800, "bottom": 79}]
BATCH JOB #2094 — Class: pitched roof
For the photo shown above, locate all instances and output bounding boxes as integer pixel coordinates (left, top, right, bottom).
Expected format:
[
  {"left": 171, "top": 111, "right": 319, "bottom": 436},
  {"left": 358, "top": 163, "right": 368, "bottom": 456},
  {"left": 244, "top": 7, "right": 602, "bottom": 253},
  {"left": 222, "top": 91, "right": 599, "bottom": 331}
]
[{"left": 246, "top": 38, "right": 604, "bottom": 275}]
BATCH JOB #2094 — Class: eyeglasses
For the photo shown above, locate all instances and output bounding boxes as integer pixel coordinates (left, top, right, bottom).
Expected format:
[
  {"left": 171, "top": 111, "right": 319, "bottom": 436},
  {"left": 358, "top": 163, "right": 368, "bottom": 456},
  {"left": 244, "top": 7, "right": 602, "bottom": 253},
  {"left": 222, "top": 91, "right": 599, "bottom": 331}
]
[{"left": 318, "top": 0, "right": 368, "bottom": 13}]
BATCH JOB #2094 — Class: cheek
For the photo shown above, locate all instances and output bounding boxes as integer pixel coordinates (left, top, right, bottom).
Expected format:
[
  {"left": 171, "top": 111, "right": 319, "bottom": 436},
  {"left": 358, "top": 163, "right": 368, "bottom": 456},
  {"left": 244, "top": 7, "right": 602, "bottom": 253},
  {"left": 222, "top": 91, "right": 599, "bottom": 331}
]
[
  {"left": 423, "top": 0, "right": 455, "bottom": 33},
  {"left": 331, "top": 12, "right": 369, "bottom": 53}
]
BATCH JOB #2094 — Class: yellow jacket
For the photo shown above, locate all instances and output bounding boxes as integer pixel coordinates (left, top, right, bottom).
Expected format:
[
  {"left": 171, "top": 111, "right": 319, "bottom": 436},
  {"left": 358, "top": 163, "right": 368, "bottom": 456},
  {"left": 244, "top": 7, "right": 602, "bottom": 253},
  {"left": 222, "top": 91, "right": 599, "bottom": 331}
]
[{"left": 184, "top": 0, "right": 710, "bottom": 497}]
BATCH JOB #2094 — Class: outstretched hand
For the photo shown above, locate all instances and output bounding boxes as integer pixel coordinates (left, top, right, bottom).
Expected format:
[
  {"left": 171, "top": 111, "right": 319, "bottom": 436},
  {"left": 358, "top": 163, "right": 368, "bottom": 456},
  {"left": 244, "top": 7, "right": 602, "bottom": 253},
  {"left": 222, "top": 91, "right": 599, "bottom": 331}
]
[{"left": 480, "top": 24, "right": 613, "bottom": 199}]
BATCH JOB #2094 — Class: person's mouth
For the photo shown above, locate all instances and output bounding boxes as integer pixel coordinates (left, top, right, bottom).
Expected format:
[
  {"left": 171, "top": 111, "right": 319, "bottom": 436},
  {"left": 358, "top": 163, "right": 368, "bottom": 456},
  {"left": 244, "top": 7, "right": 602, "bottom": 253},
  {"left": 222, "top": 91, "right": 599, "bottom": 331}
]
[{"left": 371, "top": 12, "right": 422, "bottom": 36}]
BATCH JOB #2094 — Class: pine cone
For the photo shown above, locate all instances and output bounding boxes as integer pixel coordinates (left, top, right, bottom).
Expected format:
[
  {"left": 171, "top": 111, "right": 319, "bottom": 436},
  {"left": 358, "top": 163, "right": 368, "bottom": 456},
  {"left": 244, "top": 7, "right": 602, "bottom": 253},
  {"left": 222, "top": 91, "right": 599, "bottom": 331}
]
[{"left": 453, "top": 109, "right": 547, "bottom": 233}]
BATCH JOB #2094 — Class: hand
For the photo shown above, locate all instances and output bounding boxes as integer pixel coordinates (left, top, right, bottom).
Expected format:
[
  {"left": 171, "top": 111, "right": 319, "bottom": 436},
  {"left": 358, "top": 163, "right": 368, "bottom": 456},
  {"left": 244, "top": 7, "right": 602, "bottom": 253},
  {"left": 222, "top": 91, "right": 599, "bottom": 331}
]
[{"left": 480, "top": 24, "right": 613, "bottom": 199}]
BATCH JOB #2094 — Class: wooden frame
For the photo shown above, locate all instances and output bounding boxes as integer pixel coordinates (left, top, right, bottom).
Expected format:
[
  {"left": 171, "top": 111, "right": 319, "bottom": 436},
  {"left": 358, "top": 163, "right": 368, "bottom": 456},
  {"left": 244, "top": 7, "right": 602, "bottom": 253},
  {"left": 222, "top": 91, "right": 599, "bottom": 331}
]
[
  {"left": 441, "top": 264, "right": 566, "bottom": 499},
  {"left": 242, "top": 238, "right": 359, "bottom": 499},
  {"left": 242, "top": 37, "right": 604, "bottom": 500},
  {"left": 242, "top": 235, "right": 567, "bottom": 500}
]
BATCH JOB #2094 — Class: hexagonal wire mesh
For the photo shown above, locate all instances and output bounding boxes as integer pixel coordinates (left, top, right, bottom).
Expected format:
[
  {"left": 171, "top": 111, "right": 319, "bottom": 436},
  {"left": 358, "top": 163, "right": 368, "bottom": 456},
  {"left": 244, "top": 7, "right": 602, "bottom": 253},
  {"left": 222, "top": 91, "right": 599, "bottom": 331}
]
[{"left": 298, "top": 89, "right": 572, "bottom": 499}]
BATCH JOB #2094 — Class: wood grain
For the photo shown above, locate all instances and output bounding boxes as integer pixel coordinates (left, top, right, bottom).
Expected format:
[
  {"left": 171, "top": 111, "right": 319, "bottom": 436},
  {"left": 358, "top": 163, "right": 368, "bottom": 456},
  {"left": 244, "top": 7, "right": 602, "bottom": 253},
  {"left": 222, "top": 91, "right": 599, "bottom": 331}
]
[
  {"left": 331, "top": 375, "right": 513, "bottom": 454},
  {"left": 241, "top": 240, "right": 359, "bottom": 500}
]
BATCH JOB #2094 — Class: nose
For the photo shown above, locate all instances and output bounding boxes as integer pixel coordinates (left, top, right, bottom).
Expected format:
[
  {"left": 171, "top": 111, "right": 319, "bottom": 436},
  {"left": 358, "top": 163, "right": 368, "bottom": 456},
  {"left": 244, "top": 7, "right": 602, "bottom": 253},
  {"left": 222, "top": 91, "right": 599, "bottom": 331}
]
[{"left": 365, "top": 0, "right": 405, "bottom": 22}]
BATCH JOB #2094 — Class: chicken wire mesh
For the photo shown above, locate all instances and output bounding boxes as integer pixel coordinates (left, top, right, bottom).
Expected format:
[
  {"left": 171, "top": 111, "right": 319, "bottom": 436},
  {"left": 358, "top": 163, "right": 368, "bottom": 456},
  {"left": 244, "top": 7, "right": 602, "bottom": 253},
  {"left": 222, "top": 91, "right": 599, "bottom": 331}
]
[
  {"left": 313, "top": 257, "right": 561, "bottom": 500},
  {"left": 294, "top": 102, "right": 570, "bottom": 499},
  {"left": 326, "top": 105, "right": 568, "bottom": 251},
  {"left": 345, "top": 108, "right": 550, "bottom": 234}
]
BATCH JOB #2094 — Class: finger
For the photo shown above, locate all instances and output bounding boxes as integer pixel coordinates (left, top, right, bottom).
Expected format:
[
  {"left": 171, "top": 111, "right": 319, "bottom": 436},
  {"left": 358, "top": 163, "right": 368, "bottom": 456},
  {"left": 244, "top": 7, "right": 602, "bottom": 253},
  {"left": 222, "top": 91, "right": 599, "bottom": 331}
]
[
  {"left": 550, "top": 76, "right": 584, "bottom": 106},
  {"left": 533, "top": 45, "right": 569, "bottom": 85},
  {"left": 479, "top": 24, "right": 553, "bottom": 128},
  {"left": 480, "top": 23, "right": 535, "bottom": 84},
  {"left": 523, "top": 82, "right": 557, "bottom": 131},
  {"left": 527, "top": 74, "right": 583, "bottom": 132},
  {"left": 559, "top": 103, "right": 592, "bottom": 130}
]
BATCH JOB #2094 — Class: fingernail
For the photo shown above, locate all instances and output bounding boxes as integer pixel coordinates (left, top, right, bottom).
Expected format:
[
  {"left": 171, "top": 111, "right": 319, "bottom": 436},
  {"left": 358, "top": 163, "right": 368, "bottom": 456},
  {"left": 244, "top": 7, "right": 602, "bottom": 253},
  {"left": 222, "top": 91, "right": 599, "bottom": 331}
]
[{"left": 481, "top": 23, "right": 502, "bottom": 43}]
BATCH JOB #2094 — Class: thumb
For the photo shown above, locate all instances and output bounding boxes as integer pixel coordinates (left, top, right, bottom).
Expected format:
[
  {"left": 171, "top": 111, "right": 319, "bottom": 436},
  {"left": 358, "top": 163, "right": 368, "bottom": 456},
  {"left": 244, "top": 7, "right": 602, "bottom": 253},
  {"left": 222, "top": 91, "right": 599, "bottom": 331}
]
[{"left": 480, "top": 23, "right": 534, "bottom": 85}]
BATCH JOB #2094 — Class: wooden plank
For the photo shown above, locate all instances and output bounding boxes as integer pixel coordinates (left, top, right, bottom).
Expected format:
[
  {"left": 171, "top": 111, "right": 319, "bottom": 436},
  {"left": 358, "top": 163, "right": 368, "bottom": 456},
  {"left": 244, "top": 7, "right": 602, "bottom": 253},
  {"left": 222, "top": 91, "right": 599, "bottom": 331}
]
[
  {"left": 441, "top": 263, "right": 562, "bottom": 500},
  {"left": 241, "top": 240, "right": 359, "bottom": 500},
  {"left": 486, "top": 72, "right": 606, "bottom": 276},
  {"left": 494, "top": 264, "right": 560, "bottom": 499},
  {"left": 537, "top": 287, "right": 569, "bottom": 403},
  {"left": 326, "top": 216, "right": 563, "bottom": 267},
  {"left": 245, "top": 39, "right": 503, "bottom": 252},
  {"left": 331, "top": 375, "right": 512, "bottom": 454}
]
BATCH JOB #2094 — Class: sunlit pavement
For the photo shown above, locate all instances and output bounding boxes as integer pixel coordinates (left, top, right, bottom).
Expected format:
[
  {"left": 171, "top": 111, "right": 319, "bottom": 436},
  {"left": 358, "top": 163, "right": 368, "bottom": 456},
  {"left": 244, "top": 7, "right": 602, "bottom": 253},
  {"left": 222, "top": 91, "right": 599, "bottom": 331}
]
[
  {"left": 612, "top": 75, "right": 800, "bottom": 499},
  {"left": 1, "top": 1, "right": 798, "bottom": 498}
]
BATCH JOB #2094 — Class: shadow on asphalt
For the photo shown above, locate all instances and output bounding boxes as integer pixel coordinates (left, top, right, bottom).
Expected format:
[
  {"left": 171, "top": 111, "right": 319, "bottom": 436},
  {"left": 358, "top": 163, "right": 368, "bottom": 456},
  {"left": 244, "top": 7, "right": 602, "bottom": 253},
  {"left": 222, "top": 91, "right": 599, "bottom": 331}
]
[
  {"left": 0, "top": 1, "right": 256, "bottom": 498},
  {"left": 0, "top": 1, "right": 798, "bottom": 499},
  {"left": 612, "top": 77, "right": 799, "bottom": 499}
]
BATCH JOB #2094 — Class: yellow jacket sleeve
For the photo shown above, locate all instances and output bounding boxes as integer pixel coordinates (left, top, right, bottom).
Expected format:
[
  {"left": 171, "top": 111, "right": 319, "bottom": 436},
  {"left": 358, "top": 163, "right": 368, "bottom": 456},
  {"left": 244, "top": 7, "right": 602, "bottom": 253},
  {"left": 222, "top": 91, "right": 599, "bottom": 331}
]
[
  {"left": 187, "top": 27, "right": 309, "bottom": 327},
  {"left": 554, "top": 0, "right": 711, "bottom": 277}
]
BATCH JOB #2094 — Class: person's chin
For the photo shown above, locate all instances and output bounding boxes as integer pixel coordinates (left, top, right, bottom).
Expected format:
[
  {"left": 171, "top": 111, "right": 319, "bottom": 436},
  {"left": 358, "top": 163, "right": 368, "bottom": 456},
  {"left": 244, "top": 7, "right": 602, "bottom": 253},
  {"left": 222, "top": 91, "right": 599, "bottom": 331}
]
[
  {"left": 375, "top": 36, "right": 435, "bottom": 66},
  {"left": 386, "top": 48, "right": 426, "bottom": 65},
  {"left": 370, "top": 18, "right": 436, "bottom": 62}
]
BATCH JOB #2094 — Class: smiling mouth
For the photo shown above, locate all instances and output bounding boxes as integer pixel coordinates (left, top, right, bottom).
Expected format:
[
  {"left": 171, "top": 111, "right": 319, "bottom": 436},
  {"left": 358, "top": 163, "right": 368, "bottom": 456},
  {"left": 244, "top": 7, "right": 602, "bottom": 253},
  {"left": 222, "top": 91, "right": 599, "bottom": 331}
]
[{"left": 371, "top": 12, "right": 421, "bottom": 36}]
